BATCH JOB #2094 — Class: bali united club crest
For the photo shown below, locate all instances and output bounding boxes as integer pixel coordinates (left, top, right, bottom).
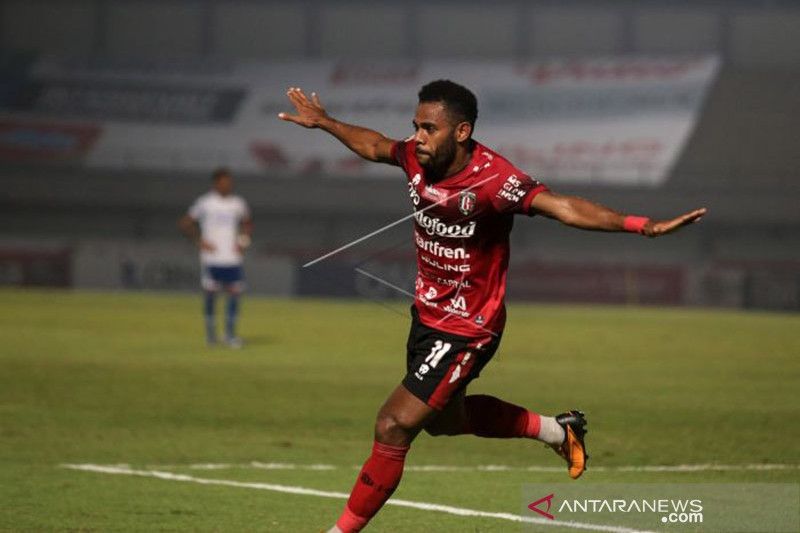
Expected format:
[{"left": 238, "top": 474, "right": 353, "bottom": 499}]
[{"left": 458, "top": 191, "right": 476, "bottom": 215}]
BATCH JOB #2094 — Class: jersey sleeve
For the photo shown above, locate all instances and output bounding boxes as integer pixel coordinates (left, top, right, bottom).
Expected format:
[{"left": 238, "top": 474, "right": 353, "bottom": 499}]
[
  {"left": 488, "top": 172, "right": 549, "bottom": 216},
  {"left": 390, "top": 139, "right": 411, "bottom": 171}
]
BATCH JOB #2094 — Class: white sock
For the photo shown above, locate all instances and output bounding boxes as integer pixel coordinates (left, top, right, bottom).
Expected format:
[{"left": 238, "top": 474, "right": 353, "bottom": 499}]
[
  {"left": 536, "top": 416, "right": 565, "bottom": 446},
  {"left": 326, "top": 526, "right": 344, "bottom": 533}
]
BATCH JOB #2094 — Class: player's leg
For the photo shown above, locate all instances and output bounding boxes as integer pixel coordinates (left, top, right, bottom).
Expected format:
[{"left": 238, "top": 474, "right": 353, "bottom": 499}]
[
  {"left": 200, "top": 266, "right": 219, "bottom": 346},
  {"left": 331, "top": 309, "right": 469, "bottom": 532},
  {"left": 425, "top": 391, "right": 588, "bottom": 479},
  {"left": 331, "top": 384, "right": 436, "bottom": 533},
  {"left": 425, "top": 389, "right": 563, "bottom": 442},
  {"left": 203, "top": 290, "right": 217, "bottom": 344},
  {"left": 420, "top": 336, "right": 588, "bottom": 479},
  {"left": 224, "top": 285, "right": 242, "bottom": 347},
  {"left": 331, "top": 312, "right": 491, "bottom": 532},
  {"left": 223, "top": 266, "right": 244, "bottom": 347},
  {"left": 421, "top": 389, "right": 468, "bottom": 435}
]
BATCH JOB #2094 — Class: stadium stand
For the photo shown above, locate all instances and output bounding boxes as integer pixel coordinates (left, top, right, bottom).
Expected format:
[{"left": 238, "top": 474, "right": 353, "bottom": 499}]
[{"left": 1, "top": 1, "right": 798, "bottom": 309}]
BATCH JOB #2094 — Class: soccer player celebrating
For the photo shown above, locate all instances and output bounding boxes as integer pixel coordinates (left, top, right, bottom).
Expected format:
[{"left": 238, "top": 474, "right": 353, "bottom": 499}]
[
  {"left": 279, "top": 81, "right": 705, "bottom": 532},
  {"left": 179, "top": 168, "right": 253, "bottom": 348}
]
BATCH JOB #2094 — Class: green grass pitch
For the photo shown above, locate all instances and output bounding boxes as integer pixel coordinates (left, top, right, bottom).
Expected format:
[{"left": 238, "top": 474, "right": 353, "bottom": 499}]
[{"left": 0, "top": 289, "right": 798, "bottom": 531}]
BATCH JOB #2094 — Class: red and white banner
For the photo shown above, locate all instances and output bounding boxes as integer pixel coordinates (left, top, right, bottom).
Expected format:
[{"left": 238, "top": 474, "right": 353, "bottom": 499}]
[{"left": 3, "top": 56, "right": 719, "bottom": 185}]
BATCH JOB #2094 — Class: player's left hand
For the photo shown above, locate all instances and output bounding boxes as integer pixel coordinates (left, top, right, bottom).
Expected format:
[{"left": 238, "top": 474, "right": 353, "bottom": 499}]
[{"left": 643, "top": 207, "right": 707, "bottom": 237}]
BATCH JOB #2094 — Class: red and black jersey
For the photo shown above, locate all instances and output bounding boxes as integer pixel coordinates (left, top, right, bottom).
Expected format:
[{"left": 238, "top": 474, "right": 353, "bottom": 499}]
[{"left": 392, "top": 139, "right": 548, "bottom": 338}]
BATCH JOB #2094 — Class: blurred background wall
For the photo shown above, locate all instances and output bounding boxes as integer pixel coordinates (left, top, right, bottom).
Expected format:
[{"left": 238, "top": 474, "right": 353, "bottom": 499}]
[{"left": 1, "top": 0, "right": 799, "bottom": 310}]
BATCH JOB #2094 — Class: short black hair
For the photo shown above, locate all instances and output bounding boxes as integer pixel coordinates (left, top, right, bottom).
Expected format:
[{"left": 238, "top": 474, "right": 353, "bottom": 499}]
[
  {"left": 212, "top": 167, "right": 231, "bottom": 181},
  {"left": 418, "top": 80, "right": 478, "bottom": 129}
]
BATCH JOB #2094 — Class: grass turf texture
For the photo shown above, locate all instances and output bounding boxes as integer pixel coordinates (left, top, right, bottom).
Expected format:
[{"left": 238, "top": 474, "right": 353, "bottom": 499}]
[{"left": 0, "top": 289, "right": 798, "bottom": 532}]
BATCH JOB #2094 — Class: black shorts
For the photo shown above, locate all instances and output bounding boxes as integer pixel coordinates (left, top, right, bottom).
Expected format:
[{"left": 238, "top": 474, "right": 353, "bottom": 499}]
[{"left": 402, "top": 306, "right": 502, "bottom": 410}]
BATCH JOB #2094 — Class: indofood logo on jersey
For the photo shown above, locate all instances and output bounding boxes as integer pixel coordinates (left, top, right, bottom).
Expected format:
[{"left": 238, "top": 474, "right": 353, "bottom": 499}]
[{"left": 414, "top": 211, "right": 476, "bottom": 238}]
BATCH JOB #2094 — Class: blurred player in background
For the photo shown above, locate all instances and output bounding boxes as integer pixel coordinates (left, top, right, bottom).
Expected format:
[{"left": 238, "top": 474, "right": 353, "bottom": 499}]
[
  {"left": 280, "top": 81, "right": 706, "bottom": 532},
  {"left": 179, "top": 168, "right": 253, "bottom": 348}
]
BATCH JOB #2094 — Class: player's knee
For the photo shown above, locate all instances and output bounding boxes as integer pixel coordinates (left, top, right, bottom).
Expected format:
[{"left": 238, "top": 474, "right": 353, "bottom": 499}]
[
  {"left": 374, "top": 412, "right": 402, "bottom": 438},
  {"left": 374, "top": 411, "right": 414, "bottom": 444}
]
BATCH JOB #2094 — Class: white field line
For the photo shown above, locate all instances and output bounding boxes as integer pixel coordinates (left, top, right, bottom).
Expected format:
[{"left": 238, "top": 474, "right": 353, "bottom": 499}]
[
  {"left": 61, "top": 463, "right": 654, "bottom": 533},
  {"left": 140, "top": 462, "right": 800, "bottom": 473},
  {"left": 178, "top": 461, "right": 337, "bottom": 471}
]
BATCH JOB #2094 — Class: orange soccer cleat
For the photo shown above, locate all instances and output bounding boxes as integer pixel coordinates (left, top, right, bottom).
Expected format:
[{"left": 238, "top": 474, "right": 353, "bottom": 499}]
[{"left": 552, "top": 410, "right": 588, "bottom": 479}]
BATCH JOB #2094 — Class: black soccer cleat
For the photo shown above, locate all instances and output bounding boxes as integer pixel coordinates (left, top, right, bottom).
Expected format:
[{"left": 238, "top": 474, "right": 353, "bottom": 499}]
[{"left": 554, "top": 410, "right": 588, "bottom": 479}]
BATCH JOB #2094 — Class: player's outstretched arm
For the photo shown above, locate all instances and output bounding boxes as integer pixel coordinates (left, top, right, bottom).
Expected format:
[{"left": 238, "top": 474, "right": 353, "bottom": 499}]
[
  {"left": 530, "top": 191, "right": 706, "bottom": 238},
  {"left": 278, "top": 87, "right": 398, "bottom": 165}
]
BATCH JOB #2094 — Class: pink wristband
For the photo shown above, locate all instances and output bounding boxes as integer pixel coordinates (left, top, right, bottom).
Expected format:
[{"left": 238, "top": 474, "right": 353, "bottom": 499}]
[{"left": 623, "top": 215, "right": 650, "bottom": 234}]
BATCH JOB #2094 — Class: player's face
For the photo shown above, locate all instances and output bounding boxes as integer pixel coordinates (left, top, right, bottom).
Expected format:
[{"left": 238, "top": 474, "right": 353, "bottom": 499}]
[
  {"left": 412, "top": 102, "right": 458, "bottom": 172},
  {"left": 214, "top": 174, "right": 233, "bottom": 196}
]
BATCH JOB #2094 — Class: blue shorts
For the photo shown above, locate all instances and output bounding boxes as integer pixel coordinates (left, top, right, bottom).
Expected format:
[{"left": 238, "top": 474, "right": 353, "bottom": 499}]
[{"left": 202, "top": 265, "right": 245, "bottom": 292}]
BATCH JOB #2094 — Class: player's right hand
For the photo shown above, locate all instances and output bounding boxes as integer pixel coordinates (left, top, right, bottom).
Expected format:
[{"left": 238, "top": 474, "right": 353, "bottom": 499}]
[
  {"left": 278, "top": 87, "right": 328, "bottom": 128},
  {"left": 199, "top": 240, "right": 216, "bottom": 252}
]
